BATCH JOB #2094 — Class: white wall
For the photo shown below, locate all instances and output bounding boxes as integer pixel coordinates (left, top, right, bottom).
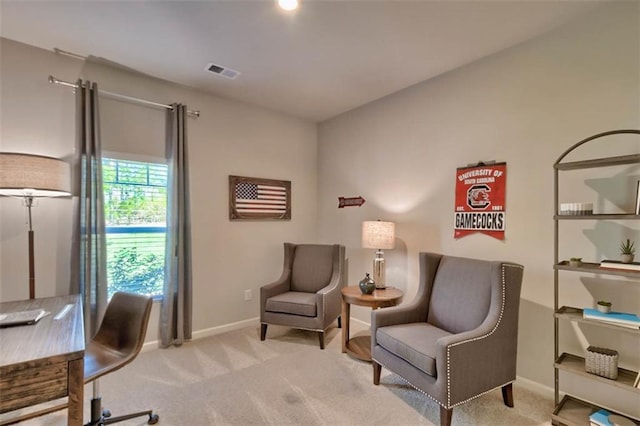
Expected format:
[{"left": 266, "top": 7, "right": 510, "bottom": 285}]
[
  {"left": 317, "top": 2, "right": 639, "bottom": 416},
  {"left": 0, "top": 38, "right": 318, "bottom": 339}
]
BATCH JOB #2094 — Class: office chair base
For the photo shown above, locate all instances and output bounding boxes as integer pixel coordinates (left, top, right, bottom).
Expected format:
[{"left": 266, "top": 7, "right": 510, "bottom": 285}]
[
  {"left": 87, "top": 396, "right": 159, "bottom": 425},
  {"left": 102, "top": 411, "right": 159, "bottom": 425}
]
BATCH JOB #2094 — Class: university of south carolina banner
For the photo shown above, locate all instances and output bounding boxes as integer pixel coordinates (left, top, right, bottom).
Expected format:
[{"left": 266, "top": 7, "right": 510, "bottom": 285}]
[{"left": 454, "top": 162, "right": 507, "bottom": 240}]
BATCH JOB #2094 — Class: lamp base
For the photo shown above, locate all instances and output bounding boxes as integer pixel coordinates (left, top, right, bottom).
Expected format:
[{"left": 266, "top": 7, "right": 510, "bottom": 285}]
[{"left": 373, "top": 252, "right": 386, "bottom": 289}]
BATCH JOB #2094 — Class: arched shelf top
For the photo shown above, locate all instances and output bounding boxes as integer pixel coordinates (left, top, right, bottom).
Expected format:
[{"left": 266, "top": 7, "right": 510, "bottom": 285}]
[{"left": 554, "top": 129, "right": 640, "bottom": 170}]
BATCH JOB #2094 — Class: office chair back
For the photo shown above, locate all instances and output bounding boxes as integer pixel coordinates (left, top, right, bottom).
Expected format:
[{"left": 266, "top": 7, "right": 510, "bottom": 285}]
[{"left": 85, "top": 291, "right": 152, "bottom": 383}]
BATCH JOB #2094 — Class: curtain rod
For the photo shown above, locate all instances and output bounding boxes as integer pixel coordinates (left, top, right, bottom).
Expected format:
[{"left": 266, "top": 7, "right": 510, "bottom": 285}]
[{"left": 48, "top": 75, "right": 200, "bottom": 118}]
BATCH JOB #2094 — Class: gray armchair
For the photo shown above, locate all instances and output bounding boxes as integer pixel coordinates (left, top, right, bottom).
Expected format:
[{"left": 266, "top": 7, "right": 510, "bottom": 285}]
[
  {"left": 371, "top": 252, "right": 524, "bottom": 426},
  {"left": 260, "top": 242, "right": 346, "bottom": 349}
]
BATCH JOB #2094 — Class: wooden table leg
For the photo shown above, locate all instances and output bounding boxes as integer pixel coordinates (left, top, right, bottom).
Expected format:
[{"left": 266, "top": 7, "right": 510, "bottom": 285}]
[
  {"left": 341, "top": 299, "right": 350, "bottom": 353},
  {"left": 67, "top": 357, "right": 84, "bottom": 426}
]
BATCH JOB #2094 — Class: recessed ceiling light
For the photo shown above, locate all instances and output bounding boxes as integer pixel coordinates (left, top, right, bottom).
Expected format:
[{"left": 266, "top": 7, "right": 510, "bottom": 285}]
[{"left": 278, "top": 0, "right": 298, "bottom": 11}]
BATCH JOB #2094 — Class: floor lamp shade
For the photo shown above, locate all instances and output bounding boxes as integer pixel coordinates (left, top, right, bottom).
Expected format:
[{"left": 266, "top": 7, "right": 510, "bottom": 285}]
[
  {"left": 362, "top": 221, "right": 395, "bottom": 289},
  {"left": 0, "top": 152, "right": 71, "bottom": 299},
  {"left": 0, "top": 153, "right": 71, "bottom": 197}
]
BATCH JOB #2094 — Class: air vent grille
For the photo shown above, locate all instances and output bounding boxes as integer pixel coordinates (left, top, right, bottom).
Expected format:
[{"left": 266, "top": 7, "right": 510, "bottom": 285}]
[{"left": 206, "top": 63, "right": 240, "bottom": 80}]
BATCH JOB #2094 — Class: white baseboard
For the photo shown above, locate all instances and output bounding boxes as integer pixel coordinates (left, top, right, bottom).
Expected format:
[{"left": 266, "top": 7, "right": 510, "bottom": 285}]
[
  {"left": 515, "top": 375, "right": 554, "bottom": 399},
  {"left": 141, "top": 317, "right": 260, "bottom": 352}
]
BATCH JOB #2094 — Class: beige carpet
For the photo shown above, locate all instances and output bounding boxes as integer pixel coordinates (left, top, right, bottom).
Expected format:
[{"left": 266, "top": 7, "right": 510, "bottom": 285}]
[{"left": 14, "top": 323, "right": 553, "bottom": 425}]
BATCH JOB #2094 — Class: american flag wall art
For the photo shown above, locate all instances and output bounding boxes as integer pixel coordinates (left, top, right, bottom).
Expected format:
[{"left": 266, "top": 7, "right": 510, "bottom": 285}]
[{"left": 229, "top": 175, "right": 291, "bottom": 220}]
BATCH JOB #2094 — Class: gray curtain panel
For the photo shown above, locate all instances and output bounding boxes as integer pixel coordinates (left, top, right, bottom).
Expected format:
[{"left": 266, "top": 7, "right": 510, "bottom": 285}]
[
  {"left": 160, "top": 103, "right": 193, "bottom": 347},
  {"left": 70, "top": 80, "right": 108, "bottom": 340}
]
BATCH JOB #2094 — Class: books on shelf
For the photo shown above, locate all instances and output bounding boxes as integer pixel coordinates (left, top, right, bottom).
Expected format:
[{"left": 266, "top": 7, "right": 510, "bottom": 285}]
[
  {"left": 589, "top": 409, "right": 611, "bottom": 426},
  {"left": 599, "top": 260, "right": 640, "bottom": 272},
  {"left": 583, "top": 308, "right": 640, "bottom": 330}
]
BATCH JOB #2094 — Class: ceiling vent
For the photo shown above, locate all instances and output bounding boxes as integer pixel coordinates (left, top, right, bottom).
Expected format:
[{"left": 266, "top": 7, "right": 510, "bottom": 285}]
[{"left": 206, "top": 63, "right": 240, "bottom": 80}]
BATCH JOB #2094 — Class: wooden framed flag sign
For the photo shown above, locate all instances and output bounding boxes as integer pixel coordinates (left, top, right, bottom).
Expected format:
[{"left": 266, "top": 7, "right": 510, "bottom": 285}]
[
  {"left": 454, "top": 162, "right": 506, "bottom": 240},
  {"left": 229, "top": 175, "right": 291, "bottom": 220}
]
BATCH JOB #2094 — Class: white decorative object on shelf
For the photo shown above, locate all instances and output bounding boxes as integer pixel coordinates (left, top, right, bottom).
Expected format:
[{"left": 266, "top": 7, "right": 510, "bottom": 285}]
[
  {"left": 585, "top": 346, "right": 618, "bottom": 380},
  {"left": 559, "top": 202, "right": 593, "bottom": 215},
  {"left": 596, "top": 301, "right": 612, "bottom": 313}
]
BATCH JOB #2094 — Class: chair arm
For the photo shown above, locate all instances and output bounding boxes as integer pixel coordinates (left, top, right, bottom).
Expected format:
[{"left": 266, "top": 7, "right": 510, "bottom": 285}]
[
  {"left": 434, "top": 316, "right": 517, "bottom": 406},
  {"left": 371, "top": 301, "right": 428, "bottom": 328},
  {"left": 316, "top": 255, "right": 344, "bottom": 326},
  {"left": 260, "top": 274, "right": 290, "bottom": 307}
]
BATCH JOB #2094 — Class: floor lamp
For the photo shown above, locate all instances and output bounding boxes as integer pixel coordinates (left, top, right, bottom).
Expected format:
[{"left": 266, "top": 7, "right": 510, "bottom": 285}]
[{"left": 0, "top": 152, "right": 71, "bottom": 299}]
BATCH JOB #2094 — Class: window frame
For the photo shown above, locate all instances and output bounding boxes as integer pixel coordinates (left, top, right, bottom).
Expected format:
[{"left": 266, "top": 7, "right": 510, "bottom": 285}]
[{"left": 102, "top": 151, "right": 168, "bottom": 301}]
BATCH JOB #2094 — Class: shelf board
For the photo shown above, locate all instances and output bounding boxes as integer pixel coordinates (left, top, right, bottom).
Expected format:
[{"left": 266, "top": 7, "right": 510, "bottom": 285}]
[
  {"left": 554, "top": 213, "right": 639, "bottom": 220},
  {"left": 555, "top": 261, "right": 640, "bottom": 278},
  {"left": 555, "top": 353, "right": 640, "bottom": 392},
  {"left": 555, "top": 306, "right": 640, "bottom": 334},
  {"left": 552, "top": 395, "right": 640, "bottom": 426},
  {"left": 555, "top": 154, "right": 640, "bottom": 170}
]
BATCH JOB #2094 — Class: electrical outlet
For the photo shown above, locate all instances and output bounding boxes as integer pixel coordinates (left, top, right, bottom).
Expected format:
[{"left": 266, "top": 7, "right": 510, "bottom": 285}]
[{"left": 244, "top": 289, "right": 252, "bottom": 301}]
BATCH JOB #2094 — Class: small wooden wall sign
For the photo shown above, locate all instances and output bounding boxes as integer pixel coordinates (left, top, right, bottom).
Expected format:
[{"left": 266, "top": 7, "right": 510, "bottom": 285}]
[
  {"left": 229, "top": 175, "right": 291, "bottom": 220},
  {"left": 338, "top": 196, "right": 366, "bottom": 208}
]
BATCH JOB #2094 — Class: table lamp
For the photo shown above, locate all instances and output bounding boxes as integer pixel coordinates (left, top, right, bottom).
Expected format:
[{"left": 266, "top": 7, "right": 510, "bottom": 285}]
[
  {"left": 0, "top": 152, "right": 71, "bottom": 299},
  {"left": 361, "top": 220, "right": 395, "bottom": 289}
]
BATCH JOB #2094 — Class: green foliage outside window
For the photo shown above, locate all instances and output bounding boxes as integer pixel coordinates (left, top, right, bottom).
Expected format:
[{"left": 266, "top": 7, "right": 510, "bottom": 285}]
[
  {"left": 108, "top": 246, "right": 164, "bottom": 299},
  {"left": 103, "top": 158, "right": 167, "bottom": 298}
]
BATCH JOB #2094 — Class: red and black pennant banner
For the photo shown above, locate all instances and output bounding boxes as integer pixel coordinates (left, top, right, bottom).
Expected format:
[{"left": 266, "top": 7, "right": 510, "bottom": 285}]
[{"left": 454, "top": 163, "right": 506, "bottom": 240}]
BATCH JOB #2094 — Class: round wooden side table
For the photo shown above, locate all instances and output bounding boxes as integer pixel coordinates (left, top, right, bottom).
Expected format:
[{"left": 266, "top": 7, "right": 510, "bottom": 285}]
[{"left": 341, "top": 286, "right": 403, "bottom": 362}]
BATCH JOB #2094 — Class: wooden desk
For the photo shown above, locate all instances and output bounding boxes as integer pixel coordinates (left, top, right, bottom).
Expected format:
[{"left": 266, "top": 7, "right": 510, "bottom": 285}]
[
  {"left": 341, "top": 286, "right": 403, "bottom": 362},
  {"left": 0, "top": 295, "right": 85, "bottom": 426}
]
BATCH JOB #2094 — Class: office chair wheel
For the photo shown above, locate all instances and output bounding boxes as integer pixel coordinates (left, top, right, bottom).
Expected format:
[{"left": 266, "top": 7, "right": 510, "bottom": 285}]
[
  {"left": 148, "top": 413, "right": 159, "bottom": 424},
  {"left": 102, "top": 409, "right": 111, "bottom": 418}
]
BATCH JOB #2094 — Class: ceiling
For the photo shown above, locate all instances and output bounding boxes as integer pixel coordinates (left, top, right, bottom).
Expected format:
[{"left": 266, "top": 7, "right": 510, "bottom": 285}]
[{"left": 0, "top": 1, "right": 604, "bottom": 122}]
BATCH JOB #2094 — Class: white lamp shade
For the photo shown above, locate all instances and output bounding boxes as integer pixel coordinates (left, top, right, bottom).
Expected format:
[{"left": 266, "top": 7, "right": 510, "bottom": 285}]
[
  {"left": 362, "top": 221, "right": 395, "bottom": 250},
  {"left": 0, "top": 152, "right": 71, "bottom": 197}
]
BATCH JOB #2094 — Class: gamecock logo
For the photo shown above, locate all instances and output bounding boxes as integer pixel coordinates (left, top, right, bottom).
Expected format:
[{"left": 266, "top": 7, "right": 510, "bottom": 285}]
[{"left": 467, "top": 184, "right": 491, "bottom": 209}]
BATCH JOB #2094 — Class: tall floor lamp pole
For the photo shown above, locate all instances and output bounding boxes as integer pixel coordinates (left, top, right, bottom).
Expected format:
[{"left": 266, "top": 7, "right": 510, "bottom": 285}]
[
  {"left": 0, "top": 153, "right": 71, "bottom": 299},
  {"left": 26, "top": 195, "right": 36, "bottom": 299}
]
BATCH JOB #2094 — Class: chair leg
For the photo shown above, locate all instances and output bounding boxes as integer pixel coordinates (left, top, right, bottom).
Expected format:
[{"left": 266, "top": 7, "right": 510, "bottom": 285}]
[
  {"left": 440, "top": 406, "right": 453, "bottom": 426},
  {"left": 502, "top": 383, "right": 514, "bottom": 407},
  {"left": 318, "top": 331, "right": 325, "bottom": 349},
  {"left": 260, "top": 324, "right": 267, "bottom": 341},
  {"left": 337, "top": 315, "right": 342, "bottom": 329},
  {"left": 373, "top": 361, "right": 381, "bottom": 385}
]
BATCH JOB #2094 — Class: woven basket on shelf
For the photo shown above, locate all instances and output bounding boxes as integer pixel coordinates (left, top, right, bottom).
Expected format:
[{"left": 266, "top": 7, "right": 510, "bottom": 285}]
[{"left": 585, "top": 346, "right": 618, "bottom": 380}]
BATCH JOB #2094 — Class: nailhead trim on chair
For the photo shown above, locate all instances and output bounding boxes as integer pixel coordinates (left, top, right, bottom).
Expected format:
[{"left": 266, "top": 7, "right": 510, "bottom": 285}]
[
  {"left": 371, "top": 362, "right": 514, "bottom": 412},
  {"left": 445, "top": 263, "right": 523, "bottom": 408},
  {"left": 373, "top": 262, "right": 524, "bottom": 411}
]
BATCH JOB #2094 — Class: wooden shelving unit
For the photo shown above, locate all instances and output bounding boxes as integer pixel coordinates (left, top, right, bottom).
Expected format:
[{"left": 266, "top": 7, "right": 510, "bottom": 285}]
[{"left": 552, "top": 129, "right": 640, "bottom": 426}]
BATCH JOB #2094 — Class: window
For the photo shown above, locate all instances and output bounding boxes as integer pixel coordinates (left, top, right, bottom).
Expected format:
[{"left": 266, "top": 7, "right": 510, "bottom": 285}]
[{"left": 103, "top": 157, "right": 167, "bottom": 299}]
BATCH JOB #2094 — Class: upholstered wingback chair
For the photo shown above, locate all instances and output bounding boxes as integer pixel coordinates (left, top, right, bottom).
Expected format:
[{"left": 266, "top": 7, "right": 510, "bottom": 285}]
[
  {"left": 371, "top": 252, "right": 524, "bottom": 426},
  {"left": 260, "top": 243, "right": 346, "bottom": 349}
]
